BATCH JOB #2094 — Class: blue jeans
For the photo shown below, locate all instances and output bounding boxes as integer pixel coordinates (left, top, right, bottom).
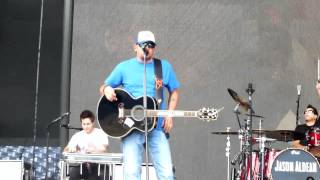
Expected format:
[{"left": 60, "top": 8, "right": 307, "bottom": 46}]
[{"left": 122, "top": 129, "right": 174, "bottom": 180}]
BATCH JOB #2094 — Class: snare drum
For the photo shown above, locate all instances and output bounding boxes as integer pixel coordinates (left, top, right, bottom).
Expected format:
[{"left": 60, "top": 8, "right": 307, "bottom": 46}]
[
  {"left": 271, "top": 148, "right": 320, "bottom": 180},
  {"left": 307, "top": 127, "right": 320, "bottom": 146},
  {"left": 307, "top": 127, "right": 320, "bottom": 158}
]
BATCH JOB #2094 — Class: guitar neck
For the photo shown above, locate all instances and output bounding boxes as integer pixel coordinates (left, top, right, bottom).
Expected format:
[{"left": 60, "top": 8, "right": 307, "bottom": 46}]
[{"left": 146, "top": 110, "right": 198, "bottom": 118}]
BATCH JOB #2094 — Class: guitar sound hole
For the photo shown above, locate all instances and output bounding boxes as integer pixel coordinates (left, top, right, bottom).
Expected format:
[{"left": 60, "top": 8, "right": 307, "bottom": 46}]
[{"left": 131, "top": 105, "right": 145, "bottom": 121}]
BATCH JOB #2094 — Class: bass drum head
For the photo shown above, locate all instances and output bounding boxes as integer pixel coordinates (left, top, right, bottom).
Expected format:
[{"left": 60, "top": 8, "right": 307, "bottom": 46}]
[{"left": 271, "top": 148, "right": 320, "bottom": 180}]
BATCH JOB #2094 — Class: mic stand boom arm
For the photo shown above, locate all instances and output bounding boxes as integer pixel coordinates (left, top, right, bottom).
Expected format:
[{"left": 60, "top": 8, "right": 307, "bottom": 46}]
[{"left": 61, "top": 124, "right": 82, "bottom": 131}]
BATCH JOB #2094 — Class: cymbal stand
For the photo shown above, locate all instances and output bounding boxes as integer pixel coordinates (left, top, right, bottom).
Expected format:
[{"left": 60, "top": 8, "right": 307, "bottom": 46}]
[
  {"left": 245, "top": 83, "right": 255, "bottom": 180},
  {"left": 225, "top": 127, "right": 231, "bottom": 180},
  {"left": 258, "top": 118, "right": 265, "bottom": 180},
  {"left": 230, "top": 113, "right": 244, "bottom": 180},
  {"left": 233, "top": 105, "right": 243, "bottom": 180},
  {"left": 241, "top": 121, "right": 251, "bottom": 180},
  {"left": 234, "top": 130, "right": 245, "bottom": 180}
]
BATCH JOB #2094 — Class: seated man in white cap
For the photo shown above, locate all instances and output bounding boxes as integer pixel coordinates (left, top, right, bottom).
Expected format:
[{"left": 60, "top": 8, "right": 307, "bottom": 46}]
[{"left": 99, "top": 31, "right": 179, "bottom": 180}]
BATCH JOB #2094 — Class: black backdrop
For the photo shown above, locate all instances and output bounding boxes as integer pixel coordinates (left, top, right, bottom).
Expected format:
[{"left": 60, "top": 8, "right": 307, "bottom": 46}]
[
  {"left": 0, "top": 0, "right": 63, "bottom": 145},
  {"left": 1, "top": 0, "right": 320, "bottom": 179},
  {"left": 69, "top": 0, "right": 320, "bottom": 179}
]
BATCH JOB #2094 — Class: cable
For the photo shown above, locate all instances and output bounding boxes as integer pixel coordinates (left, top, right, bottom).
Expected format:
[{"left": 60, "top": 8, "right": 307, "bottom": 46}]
[{"left": 31, "top": 0, "right": 46, "bottom": 177}]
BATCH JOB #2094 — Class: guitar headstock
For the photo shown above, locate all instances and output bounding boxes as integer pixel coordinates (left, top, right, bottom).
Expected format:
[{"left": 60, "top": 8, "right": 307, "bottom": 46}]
[{"left": 197, "top": 107, "right": 224, "bottom": 122}]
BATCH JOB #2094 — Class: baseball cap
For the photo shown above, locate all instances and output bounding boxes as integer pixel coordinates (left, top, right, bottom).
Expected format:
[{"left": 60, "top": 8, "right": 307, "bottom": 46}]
[{"left": 137, "top": 31, "right": 156, "bottom": 44}]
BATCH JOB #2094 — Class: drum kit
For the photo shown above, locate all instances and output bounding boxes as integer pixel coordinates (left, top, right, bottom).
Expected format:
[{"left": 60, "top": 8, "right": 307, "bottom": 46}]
[{"left": 212, "top": 86, "right": 320, "bottom": 180}]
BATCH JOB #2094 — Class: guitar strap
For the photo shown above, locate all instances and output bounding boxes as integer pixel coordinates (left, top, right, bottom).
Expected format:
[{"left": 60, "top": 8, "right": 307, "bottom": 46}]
[
  {"left": 154, "top": 58, "right": 163, "bottom": 105},
  {"left": 154, "top": 58, "right": 170, "bottom": 139}
]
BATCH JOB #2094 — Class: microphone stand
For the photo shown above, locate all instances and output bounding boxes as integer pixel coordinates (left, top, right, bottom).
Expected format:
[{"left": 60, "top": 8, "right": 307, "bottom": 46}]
[
  {"left": 45, "top": 113, "right": 70, "bottom": 180},
  {"left": 45, "top": 125, "right": 52, "bottom": 180},
  {"left": 142, "top": 50, "right": 150, "bottom": 180},
  {"left": 296, "top": 94, "right": 301, "bottom": 126},
  {"left": 234, "top": 103, "right": 242, "bottom": 130}
]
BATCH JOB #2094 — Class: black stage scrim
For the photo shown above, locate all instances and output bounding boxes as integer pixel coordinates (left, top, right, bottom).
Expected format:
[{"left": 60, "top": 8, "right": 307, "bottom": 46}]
[{"left": 69, "top": 1, "right": 320, "bottom": 179}]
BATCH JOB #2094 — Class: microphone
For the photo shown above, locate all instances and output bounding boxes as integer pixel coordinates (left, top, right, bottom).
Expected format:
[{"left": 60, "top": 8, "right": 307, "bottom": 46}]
[
  {"left": 228, "top": 88, "right": 249, "bottom": 111},
  {"left": 297, "top": 84, "right": 301, "bottom": 96},
  {"left": 233, "top": 103, "right": 240, "bottom": 113},
  {"left": 139, "top": 42, "right": 149, "bottom": 56},
  {"left": 60, "top": 124, "right": 82, "bottom": 131},
  {"left": 50, "top": 112, "right": 71, "bottom": 124},
  {"left": 296, "top": 85, "right": 302, "bottom": 125}
]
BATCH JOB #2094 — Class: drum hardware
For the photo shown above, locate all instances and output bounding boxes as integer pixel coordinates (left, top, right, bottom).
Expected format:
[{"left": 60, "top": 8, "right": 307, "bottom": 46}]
[
  {"left": 226, "top": 85, "right": 268, "bottom": 180},
  {"left": 219, "top": 85, "right": 320, "bottom": 180},
  {"left": 226, "top": 127, "right": 231, "bottom": 180},
  {"left": 231, "top": 167, "right": 238, "bottom": 180},
  {"left": 257, "top": 119, "right": 265, "bottom": 180},
  {"left": 245, "top": 114, "right": 264, "bottom": 118},
  {"left": 231, "top": 150, "right": 244, "bottom": 166},
  {"left": 241, "top": 83, "right": 255, "bottom": 180},
  {"left": 214, "top": 126, "right": 320, "bottom": 180}
]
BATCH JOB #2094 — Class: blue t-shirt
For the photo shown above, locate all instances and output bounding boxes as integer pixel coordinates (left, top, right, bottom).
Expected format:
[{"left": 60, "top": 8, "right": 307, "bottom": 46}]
[{"left": 104, "top": 57, "right": 180, "bottom": 129}]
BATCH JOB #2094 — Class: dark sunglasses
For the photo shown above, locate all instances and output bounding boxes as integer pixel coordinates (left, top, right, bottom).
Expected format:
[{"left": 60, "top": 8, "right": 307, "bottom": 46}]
[{"left": 138, "top": 42, "right": 156, "bottom": 49}]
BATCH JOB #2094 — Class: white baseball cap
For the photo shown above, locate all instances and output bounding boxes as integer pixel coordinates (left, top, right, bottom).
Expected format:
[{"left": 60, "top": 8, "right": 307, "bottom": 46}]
[{"left": 137, "top": 31, "right": 156, "bottom": 44}]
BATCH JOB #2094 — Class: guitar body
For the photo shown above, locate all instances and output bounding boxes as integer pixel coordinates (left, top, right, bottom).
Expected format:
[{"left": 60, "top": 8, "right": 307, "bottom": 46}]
[{"left": 97, "top": 89, "right": 158, "bottom": 138}]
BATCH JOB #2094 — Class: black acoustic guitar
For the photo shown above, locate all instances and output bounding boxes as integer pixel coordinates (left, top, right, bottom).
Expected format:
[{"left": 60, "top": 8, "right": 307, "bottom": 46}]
[{"left": 97, "top": 88, "right": 223, "bottom": 138}]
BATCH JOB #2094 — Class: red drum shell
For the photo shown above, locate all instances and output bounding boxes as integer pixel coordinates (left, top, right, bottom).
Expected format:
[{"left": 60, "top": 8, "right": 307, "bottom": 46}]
[
  {"left": 307, "top": 127, "right": 320, "bottom": 146},
  {"left": 240, "top": 149, "right": 280, "bottom": 180}
]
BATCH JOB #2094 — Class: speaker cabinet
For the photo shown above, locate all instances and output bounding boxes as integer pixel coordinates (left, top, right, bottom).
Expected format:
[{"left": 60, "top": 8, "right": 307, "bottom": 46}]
[{"left": 0, "top": 160, "right": 23, "bottom": 180}]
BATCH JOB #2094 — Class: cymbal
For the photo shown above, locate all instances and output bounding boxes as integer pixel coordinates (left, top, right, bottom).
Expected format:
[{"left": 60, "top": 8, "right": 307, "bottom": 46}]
[
  {"left": 253, "top": 137, "right": 277, "bottom": 142},
  {"left": 263, "top": 130, "right": 304, "bottom": 142},
  {"left": 213, "top": 129, "right": 305, "bottom": 142},
  {"left": 251, "top": 129, "right": 270, "bottom": 134},
  {"left": 227, "top": 88, "right": 249, "bottom": 111},
  {"left": 212, "top": 129, "right": 270, "bottom": 135},
  {"left": 211, "top": 131, "right": 240, "bottom": 135}
]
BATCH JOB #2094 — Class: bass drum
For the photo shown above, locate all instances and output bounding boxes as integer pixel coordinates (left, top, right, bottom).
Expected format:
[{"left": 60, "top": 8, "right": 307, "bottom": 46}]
[
  {"left": 239, "top": 149, "right": 280, "bottom": 180},
  {"left": 271, "top": 148, "right": 320, "bottom": 180}
]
